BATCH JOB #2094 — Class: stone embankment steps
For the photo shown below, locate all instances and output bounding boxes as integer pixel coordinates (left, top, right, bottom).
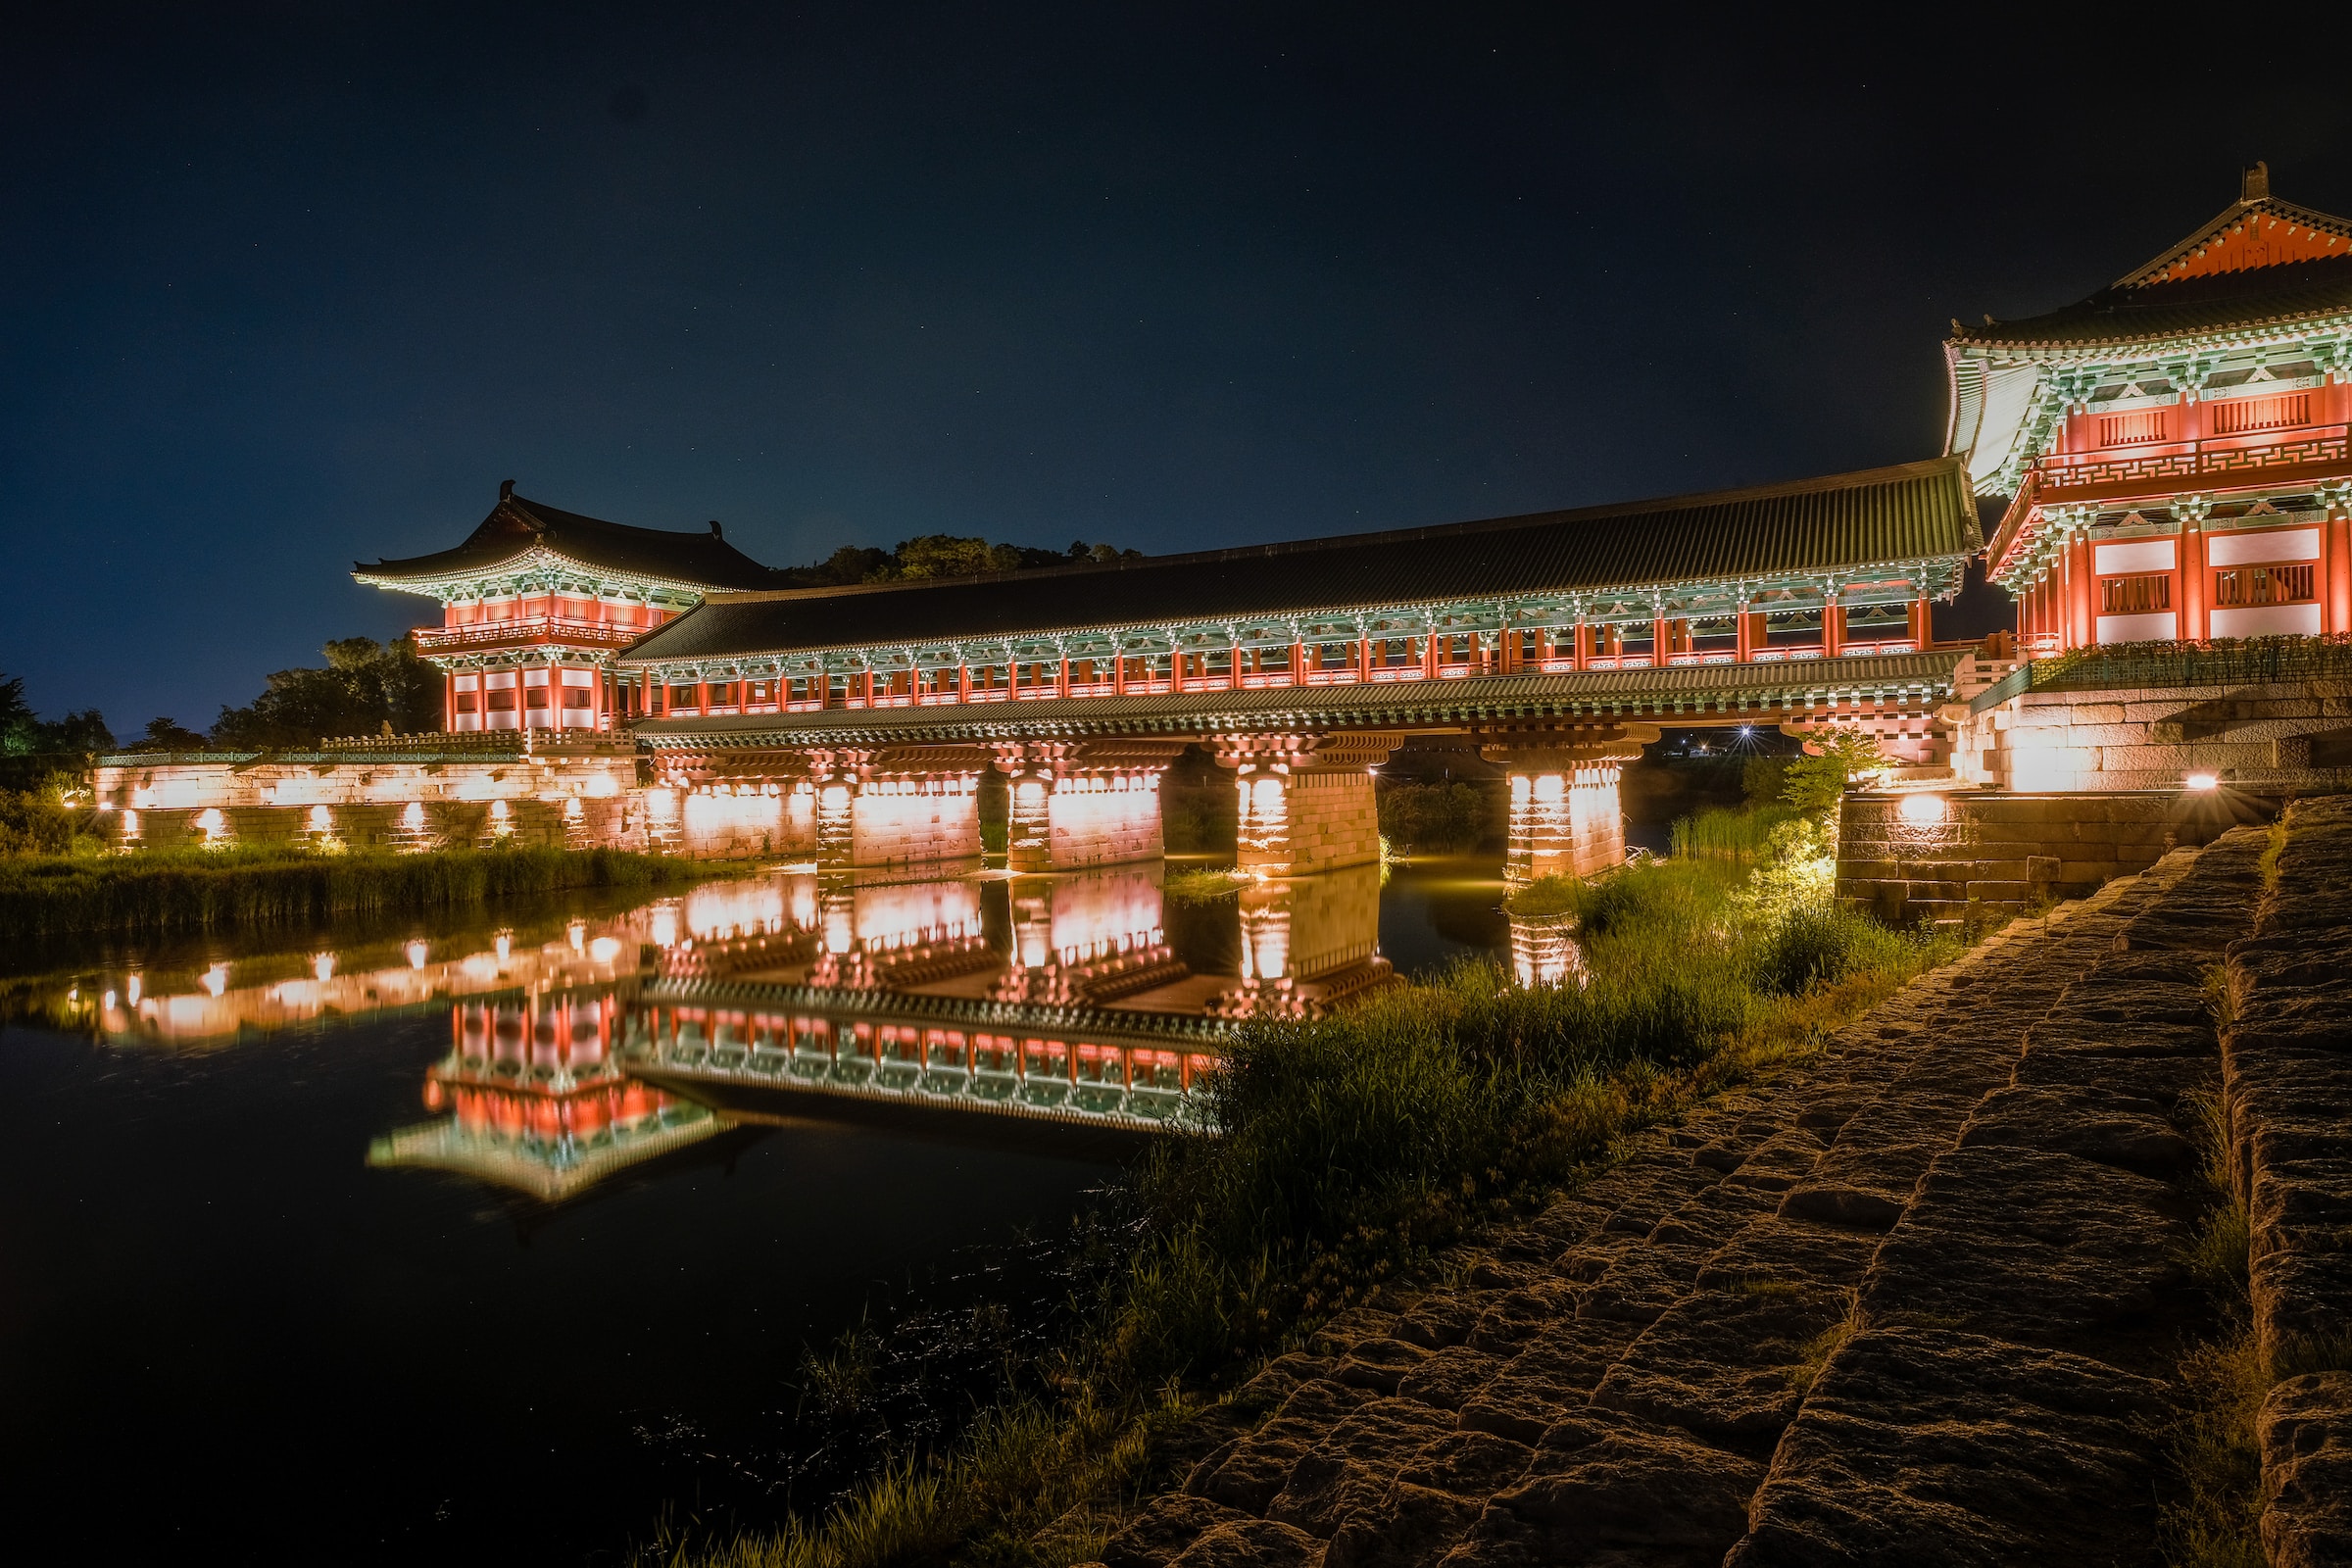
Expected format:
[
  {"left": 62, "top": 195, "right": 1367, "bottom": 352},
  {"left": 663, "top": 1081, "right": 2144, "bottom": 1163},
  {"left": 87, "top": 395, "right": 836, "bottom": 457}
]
[
  {"left": 2230, "top": 797, "right": 2352, "bottom": 1565},
  {"left": 1102, "top": 828, "right": 2284, "bottom": 1568}
]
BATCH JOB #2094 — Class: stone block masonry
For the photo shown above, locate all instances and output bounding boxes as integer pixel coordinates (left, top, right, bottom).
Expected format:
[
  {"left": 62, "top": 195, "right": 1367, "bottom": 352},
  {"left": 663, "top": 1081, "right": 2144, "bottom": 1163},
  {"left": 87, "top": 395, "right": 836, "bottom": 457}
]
[
  {"left": 1105, "top": 825, "right": 2324, "bottom": 1568},
  {"left": 1957, "top": 677, "right": 2352, "bottom": 795},
  {"left": 1838, "top": 789, "right": 2243, "bottom": 925},
  {"left": 1240, "top": 771, "right": 1382, "bottom": 876},
  {"left": 2222, "top": 794, "right": 2352, "bottom": 1565}
]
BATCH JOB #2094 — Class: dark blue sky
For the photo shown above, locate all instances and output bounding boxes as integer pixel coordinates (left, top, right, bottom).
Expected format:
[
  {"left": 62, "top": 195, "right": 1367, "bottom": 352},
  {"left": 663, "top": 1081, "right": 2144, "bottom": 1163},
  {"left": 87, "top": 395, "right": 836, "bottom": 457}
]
[{"left": 7, "top": 4, "right": 2349, "bottom": 732}]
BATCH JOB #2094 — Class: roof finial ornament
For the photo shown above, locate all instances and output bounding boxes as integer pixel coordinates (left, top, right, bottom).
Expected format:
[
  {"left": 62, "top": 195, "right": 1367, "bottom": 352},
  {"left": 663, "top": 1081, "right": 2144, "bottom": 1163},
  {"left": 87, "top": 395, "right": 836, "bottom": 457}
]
[
  {"left": 499, "top": 478, "right": 516, "bottom": 501},
  {"left": 2243, "top": 160, "right": 2270, "bottom": 202},
  {"left": 709, "top": 518, "right": 724, "bottom": 539}
]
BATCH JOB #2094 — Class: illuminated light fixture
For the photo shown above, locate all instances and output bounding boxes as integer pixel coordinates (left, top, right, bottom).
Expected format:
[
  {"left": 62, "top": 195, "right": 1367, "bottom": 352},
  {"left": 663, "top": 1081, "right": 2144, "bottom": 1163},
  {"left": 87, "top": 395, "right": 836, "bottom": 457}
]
[
  {"left": 1897, "top": 792, "right": 1948, "bottom": 826},
  {"left": 195, "top": 807, "right": 227, "bottom": 840},
  {"left": 401, "top": 801, "right": 425, "bottom": 832},
  {"left": 308, "top": 804, "right": 333, "bottom": 833},
  {"left": 2185, "top": 772, "right": 2221, "bottom": 792}
]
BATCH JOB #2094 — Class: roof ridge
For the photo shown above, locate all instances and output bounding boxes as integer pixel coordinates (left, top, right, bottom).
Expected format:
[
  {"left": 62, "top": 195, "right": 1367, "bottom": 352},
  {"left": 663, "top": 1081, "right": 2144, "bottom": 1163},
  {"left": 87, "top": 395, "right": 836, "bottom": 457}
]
[
  {"left": 699, "top": 458, "right": 1969, "bottom": 610},
  {"left": 2111, "top": 177, "right": 2352, "bottom": 291}
]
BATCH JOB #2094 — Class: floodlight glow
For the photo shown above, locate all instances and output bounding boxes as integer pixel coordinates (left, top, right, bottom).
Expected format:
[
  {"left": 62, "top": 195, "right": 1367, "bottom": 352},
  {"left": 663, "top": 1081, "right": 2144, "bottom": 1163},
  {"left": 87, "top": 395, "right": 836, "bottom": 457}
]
[
  {"left": 1898, "top": 792, "right": 1947, "bottom": 826},
  {"left": 2186, "top": 772, "right": 2221, "bottom": 792}
]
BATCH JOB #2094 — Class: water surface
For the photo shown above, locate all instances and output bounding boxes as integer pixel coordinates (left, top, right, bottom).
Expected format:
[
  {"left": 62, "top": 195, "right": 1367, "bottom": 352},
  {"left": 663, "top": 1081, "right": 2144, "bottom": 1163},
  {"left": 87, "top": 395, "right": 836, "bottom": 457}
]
[{"left": 0, "top": 856, "right": 1509, "bottom": 1563}]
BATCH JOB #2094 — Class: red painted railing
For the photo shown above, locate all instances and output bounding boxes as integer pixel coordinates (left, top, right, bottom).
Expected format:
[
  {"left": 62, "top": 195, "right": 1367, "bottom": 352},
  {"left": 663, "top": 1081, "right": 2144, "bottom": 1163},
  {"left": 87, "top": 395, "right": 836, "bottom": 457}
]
[
  {"left": 416, "top": 616, "right": 647, "bottom": 651},
  {"left": 2035, "top": 423, "right": 2352, "bottom": 495}
]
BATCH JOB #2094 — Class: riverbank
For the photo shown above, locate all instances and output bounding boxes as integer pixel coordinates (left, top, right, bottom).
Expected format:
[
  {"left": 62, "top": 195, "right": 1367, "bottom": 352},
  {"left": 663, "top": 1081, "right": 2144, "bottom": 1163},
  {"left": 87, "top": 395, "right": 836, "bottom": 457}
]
[
  {"left": 643, "top": 824, "right": 1956, "bottom": 1567},
  {"left": 0, "top": 844, "right": 712, "bottom": 940}
]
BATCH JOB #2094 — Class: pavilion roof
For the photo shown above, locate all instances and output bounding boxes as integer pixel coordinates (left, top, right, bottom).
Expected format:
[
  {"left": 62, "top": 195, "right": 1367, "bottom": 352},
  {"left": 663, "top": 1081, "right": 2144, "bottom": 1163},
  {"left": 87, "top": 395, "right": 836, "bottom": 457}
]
[
  {"left": 355, "top": 488, "right": 778, "bottom": 592},
  {"left": 1949, "top": 166, "right": 2352, "bottom": 355},
  {"left": 617, "top": 458, "right": 1979, "bottom": 664}
]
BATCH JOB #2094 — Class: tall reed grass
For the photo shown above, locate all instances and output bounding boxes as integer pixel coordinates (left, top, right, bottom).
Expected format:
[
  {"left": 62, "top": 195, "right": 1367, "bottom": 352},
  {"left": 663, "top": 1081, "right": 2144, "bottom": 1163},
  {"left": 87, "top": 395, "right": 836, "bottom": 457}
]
[
  {"left": 647, "top": 853, "right": 1958, "bottom": 1568},
  {"left": 1672, "top": 802, "right": 1802, "bottom": 859},
  {"left": 0, "top": 844, "right": 704, "bottom": 940}
]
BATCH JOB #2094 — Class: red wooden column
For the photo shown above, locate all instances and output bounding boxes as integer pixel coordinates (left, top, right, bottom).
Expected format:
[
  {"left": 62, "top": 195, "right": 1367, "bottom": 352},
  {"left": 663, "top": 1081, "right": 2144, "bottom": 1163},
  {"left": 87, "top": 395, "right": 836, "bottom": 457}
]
[
  {"left": 2072, "top": 535, "right": 2096, "bottom": 649},
  {"left": 1734, "top": 604, "right": 1751, "bottom": 662},
  {"left": 1649, "top": 612, "right": 1668, "bottom": 663},
  {"left": 2330, "top": 508, "right": 2352, "bottom": 635},
  {"left": 2180, "top": 519, "right": 2208, "bottom": 642},
  {"left": 697, "top": 678, "right": 710, "bottom": 714},
  {"left": 1823, "top": 595, "right": 1842, "bottom": 659}
]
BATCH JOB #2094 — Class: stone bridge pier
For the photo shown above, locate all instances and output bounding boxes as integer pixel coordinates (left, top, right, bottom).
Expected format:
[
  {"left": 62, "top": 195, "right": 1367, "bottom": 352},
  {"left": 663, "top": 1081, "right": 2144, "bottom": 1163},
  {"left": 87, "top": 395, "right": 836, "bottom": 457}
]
[
  {"left": 1476, "top": 722, "right": 1658, "bottom": 883},
  {"left": 802, "top": 745, "right": 992, "bottom": 869},
  {"left": 994, "top": 739, "right": 1192, "bottom": 872},
  {"left": 1212, "top": 732, "right": 1401, "bottom": 877}
]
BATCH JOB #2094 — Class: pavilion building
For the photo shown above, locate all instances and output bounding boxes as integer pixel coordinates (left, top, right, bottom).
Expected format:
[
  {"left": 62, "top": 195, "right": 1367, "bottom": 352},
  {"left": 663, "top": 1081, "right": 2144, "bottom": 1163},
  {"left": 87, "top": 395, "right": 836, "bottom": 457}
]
[
  {"left": 353, "top": 480, "right": 776, "bottom": 733},
  {"left": 1952, "top": 163, "right": 2352, "bottom": 649}
]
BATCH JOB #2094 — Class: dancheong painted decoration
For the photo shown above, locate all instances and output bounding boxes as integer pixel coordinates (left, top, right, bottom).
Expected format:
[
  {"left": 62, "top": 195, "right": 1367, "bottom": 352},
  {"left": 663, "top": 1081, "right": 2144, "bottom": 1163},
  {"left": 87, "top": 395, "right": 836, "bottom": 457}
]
[{"left": 1952, "top": 163, "right": 2352, "bottom": 652}]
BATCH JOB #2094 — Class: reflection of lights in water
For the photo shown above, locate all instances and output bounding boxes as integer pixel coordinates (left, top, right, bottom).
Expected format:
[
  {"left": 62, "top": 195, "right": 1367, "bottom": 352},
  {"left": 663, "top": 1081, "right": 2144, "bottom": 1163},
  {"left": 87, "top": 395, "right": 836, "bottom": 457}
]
[
  {"left": 126, "top": 974, "right": 142, "bottom": 1005},
  {"left": 407, "top": 940, "right": 429, "bottom": 969},
  {"left": 589, "top": 936, "right": 622, "bottom": 964},
  {"left": 102, "top": 990, "right": 117, "bottom": 1011},
  {"left": 1897, "top": 792, "right": 1947, "bottom": 826},
  {"left": 1048, "top": 871, "right": 1162, "bottom": 958},
  {"left": 649, "top": 905, "right": 681, "bottom": 949},
  {"left": 312, "top": 953, "right": 335, "bottom": 982},
  {"left": 568, "top": 919, "right": 586, "bottom": 953},
  {"left": 494, "top": 932, "right": 513, "bottom": 962},
  {"left": 1511, "top": 917, "right": 1587, "bottom": 988},
  {"left": 790, "top": 875, "right": 818, "bottom": 928},
  {"left": 684, "top": 880, "right": 787, "bottom": 940},
  {"left": 203, "top": 964, "right": 229, "bottom": 998},
  {"left": 855, "top": 880, "right": 981, "bottom": 947}
]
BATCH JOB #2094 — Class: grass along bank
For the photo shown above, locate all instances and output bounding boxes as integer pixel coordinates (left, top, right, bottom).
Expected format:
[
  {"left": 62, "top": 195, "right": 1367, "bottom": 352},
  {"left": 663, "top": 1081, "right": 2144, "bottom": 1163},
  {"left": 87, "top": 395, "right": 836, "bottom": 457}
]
[
  {"left": 644, "top": 811, "right": 1958, "bottom": 1568},
  {"left": 0, "top": 843, "right": 711, "bottom": 941}
]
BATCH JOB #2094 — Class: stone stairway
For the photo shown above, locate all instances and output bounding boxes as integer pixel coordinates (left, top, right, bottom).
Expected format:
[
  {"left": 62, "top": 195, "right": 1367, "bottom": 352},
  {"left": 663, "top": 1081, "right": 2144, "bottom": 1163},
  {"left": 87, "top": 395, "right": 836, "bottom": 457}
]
[{"left": 1104, "top": 825, "right": 2277, "bottom": 1568}]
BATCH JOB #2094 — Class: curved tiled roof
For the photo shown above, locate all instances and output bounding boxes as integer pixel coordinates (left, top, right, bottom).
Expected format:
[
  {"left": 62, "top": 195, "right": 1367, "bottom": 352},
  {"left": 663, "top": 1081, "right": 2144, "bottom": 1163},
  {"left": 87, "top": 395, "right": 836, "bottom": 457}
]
[
  {"left": 618, "top": 459, "right": 1979, "bottom": 663},
  {"left": 1950, "top": 254, "right": 2352, "bottom": 352},
  {"left": 356, "top": 490, "right": 779, "bottom": 591}
]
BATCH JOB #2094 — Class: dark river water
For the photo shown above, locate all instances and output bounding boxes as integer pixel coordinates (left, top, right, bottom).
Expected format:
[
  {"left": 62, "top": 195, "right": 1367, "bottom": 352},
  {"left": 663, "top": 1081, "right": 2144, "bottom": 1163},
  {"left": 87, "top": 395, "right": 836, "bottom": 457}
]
[{"left": 0, "top": 856, "right": 1512, "bottom": 1565}]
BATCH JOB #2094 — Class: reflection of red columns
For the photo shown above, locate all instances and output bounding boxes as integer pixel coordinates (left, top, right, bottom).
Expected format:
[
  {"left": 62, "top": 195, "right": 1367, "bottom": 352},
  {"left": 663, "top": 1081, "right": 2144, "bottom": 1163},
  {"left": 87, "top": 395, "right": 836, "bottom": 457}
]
[{"left": 443, "top": 670, "right": 456, "bottom": 733}]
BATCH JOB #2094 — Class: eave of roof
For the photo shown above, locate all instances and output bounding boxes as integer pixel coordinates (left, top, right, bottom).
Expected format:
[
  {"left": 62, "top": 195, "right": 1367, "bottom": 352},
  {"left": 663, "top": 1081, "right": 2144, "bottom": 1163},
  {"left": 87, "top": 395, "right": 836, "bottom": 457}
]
[
  {"left": 1949, "top": 258, "right": 2352, "bottom": 356},
  {"left": 354, "top": 493, "right": 779, "bottom": 592},
  {"left": 630, "top": 650, "right": 1967, "bottom": 749},
  {"left": 615, "top": 460, "right": 1981, "bottom": 666}
]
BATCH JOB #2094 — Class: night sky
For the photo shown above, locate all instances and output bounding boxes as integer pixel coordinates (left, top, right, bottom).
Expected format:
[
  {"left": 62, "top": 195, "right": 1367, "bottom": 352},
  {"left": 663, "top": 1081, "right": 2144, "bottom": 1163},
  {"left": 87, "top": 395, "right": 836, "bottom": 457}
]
[{"left": 9, "top": 5, "right": 2352, "bottom": 733}]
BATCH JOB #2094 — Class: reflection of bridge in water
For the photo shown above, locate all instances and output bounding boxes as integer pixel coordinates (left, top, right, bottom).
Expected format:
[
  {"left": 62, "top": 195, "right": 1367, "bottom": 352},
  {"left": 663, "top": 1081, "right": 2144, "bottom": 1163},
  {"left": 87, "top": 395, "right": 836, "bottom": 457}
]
[
  {"left": 621, "top": 861, "right": 1398, "bottom": 1128},
  {"left": 22, "top": 856, "right": 1526, "bottom": 1197}
]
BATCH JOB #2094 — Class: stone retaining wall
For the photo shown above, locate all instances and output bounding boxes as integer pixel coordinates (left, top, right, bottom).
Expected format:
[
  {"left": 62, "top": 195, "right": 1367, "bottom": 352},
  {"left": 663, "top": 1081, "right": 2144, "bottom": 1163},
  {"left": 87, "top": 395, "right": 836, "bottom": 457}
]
[
  {"left": 1104, "top": 829, "right": 2318, "bottom": 1568},
  {"left": 1955, "top": 677, "right": 2352, "bottom": 793},
  {"left": 1838, "top": 789, "right": 2245, "bottom": 925},
  {"left": 2225, "top": 795, "right": 2352, "bottom": 1564}
]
